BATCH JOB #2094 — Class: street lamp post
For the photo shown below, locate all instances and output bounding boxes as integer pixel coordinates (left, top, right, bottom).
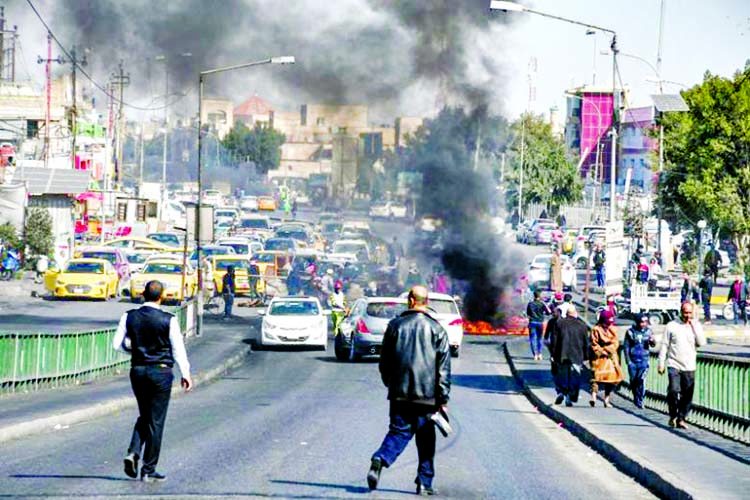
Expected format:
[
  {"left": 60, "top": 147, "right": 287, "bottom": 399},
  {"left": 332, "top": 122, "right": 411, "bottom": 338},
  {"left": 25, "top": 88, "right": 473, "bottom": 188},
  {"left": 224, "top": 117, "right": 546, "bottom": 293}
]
[
  {"left": 196, "top": 56, "right": 294, "bottom": 335},
  {"left": 490, "top": 1, "right": 619, "bottom": 222},
  {"left": 155, "top": 53, "right": 191, "bottom": 223}
]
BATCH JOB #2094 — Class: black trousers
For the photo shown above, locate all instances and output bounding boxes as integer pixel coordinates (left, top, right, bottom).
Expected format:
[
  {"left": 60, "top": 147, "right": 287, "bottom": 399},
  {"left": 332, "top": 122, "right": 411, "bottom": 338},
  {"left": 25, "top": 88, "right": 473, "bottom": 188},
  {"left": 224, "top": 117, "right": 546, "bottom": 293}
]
[
  {"left": 667, "top": 368, "right": 695, "bottom": 422},
  {"left": 128, "top": 365, "right": 174, "bottom": 475}
]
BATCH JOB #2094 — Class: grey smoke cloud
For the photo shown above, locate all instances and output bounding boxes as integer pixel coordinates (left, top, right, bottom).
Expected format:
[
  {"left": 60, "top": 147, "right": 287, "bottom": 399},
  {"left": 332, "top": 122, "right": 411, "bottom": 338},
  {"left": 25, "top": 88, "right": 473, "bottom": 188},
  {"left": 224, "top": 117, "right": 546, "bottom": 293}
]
[{"left": 12, "top": 0, "right": 512, "bottom": 118}]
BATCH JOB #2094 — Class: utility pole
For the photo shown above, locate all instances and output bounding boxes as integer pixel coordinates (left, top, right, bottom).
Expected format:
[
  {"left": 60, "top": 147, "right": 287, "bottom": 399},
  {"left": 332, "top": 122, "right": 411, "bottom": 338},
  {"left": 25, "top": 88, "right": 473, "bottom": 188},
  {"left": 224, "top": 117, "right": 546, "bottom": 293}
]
[
  {"left": 138, "top": 123, "right": 145, "bottom": 198},
  {"left": 62, "top": 46, "right": 87, "bottom": 170},
  {"left": 0, "top": 7, "right": 18, "bottom": 82},
  {"left": 110, "top": 61, "right": 130, "bottom": 189},
  {"left": 37, "top": 32, "right": 63, "bottom": 168}
]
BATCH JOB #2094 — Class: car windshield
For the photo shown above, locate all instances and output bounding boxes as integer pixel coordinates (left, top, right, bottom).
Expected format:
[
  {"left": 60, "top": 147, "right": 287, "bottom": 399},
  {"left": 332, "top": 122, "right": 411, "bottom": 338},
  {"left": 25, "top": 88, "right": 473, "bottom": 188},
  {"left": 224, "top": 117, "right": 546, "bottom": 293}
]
[
  {"left": 253, "top": 253, "right": 277, "bottom": 263},
  {"left": 142, "top": 263, "right": 183, "bottom": 274},
  {"left": 265, "top": 239, "right": 293, "bottom": 250},
  {"left": 322, "top": 222, "right": 342, "bottom": 233},
  {"left": 66, "top": 262, "right": 104, "bottom": 273},
  {"left": 222, "top": 243, "right": 248, "bottom": 254},
  {"left": 214, "top": 260, "right": 250, "bottom": 271},
  {"left": 428, "top": 299, "right": 460, "bottom": 315},
  {"left": 126, "top": 253, "right": 148, "bottom": 264},
  {"left": 366, "top": 302, "right": 407, "bottom": 318},
  {"left": 275, "top": 229, "right": 307, "bottom": 240},
  {"left": 149, "top": 234, "right": 179, "bottom": 245},
  {"left": 533, "top": 256, "right": 552, "bottom": 267},
  {"left": 81, "top": 252, "right": 117, "bottom": 265},
  {"left": 269, "top": 300, "right": 319, "bottom": 316},
  {"left": 333, "top": 243, "right": 365, "bottom": 254},
  {"left": 241, "top": 219, "right": 269, "bottom": 229},
  {"left": 215, "top": 211, "right": 235, "bottom": 218}
]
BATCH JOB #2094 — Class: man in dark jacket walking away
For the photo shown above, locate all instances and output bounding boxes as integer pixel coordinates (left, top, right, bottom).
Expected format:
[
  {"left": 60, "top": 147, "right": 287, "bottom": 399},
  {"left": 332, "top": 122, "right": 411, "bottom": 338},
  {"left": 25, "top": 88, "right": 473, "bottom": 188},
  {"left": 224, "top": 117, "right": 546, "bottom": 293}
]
[
  {"left": 113, "top": 281, "right": 192, "bottom": 482},
  {"left": 551, "top": 305, "right": 588, "bottom": 406},
  {"left": 222, "top": 265, "right": 236, "bottom": 319},
  {"left": 368, "top": 285, "right": 451, "bottom": 496}
]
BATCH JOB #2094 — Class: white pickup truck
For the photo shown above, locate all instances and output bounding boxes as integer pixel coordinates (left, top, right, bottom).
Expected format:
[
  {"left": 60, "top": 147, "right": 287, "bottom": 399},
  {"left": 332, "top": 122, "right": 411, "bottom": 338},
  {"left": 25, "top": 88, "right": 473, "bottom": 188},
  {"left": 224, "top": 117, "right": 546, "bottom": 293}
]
[{"left": 628, "top": 282, "right": 681, "bottom": 325}]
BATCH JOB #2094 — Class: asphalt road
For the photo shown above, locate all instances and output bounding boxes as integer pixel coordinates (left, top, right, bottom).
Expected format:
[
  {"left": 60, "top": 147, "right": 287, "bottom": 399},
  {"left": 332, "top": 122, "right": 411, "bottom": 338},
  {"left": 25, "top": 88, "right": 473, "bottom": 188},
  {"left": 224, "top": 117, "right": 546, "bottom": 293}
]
[{"left": 0, "top": 324, "right": 655, "bottom": 499}]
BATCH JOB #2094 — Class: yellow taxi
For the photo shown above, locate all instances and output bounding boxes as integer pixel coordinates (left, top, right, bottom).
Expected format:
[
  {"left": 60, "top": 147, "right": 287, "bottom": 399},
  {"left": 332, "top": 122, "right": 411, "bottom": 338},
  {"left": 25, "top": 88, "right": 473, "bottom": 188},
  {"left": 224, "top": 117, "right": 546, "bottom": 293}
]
[
  {"left": 212, "top": 255, "right": 264, "bottom": 296},
  {"left": 45, "top": 258, "right": 119, "bottom": 300},
  {"left": 257, "top": 196, "right": 277, "bottom": 211},
  {"left": 130, "top": 258, "right": 197, "bottom": 304},
  {"left": 103, "top": 236, "right": 171, "bottom": 252}
]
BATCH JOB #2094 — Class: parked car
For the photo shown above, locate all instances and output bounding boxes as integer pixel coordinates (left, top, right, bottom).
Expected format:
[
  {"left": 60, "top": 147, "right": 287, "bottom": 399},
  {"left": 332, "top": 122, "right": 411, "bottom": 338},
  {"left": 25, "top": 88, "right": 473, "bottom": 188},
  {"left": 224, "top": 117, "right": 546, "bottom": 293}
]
[
  {"left": 259, "top": 296, "right": 328, "bottom": 349},
  {"left": 336, "top": 297, "right": 408, "bottom": 361},
  {"left": 527, "top": 253, "right": 577, "bottom": 291}
]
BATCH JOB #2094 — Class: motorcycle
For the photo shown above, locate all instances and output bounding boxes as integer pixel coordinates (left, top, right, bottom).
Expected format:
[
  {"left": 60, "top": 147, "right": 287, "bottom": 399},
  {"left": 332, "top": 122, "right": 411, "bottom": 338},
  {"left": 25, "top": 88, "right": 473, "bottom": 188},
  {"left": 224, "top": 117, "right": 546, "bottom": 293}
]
[{"left": 0, "top": 249, "right": 20, "bottom": 281}]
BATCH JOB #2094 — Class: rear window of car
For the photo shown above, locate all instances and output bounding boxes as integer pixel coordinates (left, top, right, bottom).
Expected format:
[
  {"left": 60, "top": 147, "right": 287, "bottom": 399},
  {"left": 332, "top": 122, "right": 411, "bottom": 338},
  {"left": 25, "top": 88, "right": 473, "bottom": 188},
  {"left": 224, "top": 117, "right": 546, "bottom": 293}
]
[
  {"left": 142, "top": 263, "right": 183, "bottom": 274},
  {"left": 366, "top": 302, "right": 407, "bottom": 318},
  {"left": 429, "top": 299, "right": 460, "bottom": 315},
  {"left": 81, "top": 252, "right": 117, "bottom": 265},
  {"left": 66, "top": 262, "right": 104, "bottom": 273},
  {"left": 215, "top": 260, "right": 250, "bottom": 271},
  {"left": 538, "top": 223, "right": 557, "bottom": 230},
  {"left": 269, "top": 301, "right": 319, "bottom": 316},
  {"left": 265, "top": 239, "right": 294, "bottom": 251},
  {"left": 533, "top": 256, "right": 552, "bottom": 266},
  {"left": 223, "top": 243, "right": 249, "bottom": 254},
  {"left": 126, "top": 253, "right": 148, "bottom": 264},
  {"left": 241, "top": 219, "right": 269, "bottom": 229}
]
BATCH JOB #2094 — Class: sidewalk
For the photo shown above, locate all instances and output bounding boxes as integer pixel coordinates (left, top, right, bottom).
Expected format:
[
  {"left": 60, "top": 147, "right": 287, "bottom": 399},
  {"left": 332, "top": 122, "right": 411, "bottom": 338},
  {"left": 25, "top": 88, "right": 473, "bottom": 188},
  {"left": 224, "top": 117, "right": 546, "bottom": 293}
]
[
  {"left": 0, "top": 314, "right": 255, "bottom": 444},
  {"left": 504, "top": 338, "right": 750, "bottom": 499}
]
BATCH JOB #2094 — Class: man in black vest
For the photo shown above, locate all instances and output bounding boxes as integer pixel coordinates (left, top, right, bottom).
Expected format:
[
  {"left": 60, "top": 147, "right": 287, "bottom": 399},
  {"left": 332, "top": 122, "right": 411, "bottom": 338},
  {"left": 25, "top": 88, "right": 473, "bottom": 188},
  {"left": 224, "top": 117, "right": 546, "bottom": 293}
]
[{"left": 113, "top": 280, "right": 192, "bottom": 482}]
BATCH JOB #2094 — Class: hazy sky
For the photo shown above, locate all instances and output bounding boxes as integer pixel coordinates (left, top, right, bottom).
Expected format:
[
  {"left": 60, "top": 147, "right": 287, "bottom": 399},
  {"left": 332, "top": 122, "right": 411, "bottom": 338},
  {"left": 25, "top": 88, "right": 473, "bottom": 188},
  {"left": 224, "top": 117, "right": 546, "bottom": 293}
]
[
  {"left": 5, "top": 0, "right": 749, "bottom": 124},
  {"left": 499, "top": 0, "right": 750, "bottom": 119}
]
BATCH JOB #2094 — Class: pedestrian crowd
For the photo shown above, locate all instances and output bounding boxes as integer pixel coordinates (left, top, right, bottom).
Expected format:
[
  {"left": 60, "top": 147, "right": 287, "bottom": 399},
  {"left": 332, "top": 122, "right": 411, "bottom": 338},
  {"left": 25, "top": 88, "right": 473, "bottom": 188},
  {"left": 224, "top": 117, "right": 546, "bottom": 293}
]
[{"left": 527, "top": 294, "right": 705, "bottom": 430}]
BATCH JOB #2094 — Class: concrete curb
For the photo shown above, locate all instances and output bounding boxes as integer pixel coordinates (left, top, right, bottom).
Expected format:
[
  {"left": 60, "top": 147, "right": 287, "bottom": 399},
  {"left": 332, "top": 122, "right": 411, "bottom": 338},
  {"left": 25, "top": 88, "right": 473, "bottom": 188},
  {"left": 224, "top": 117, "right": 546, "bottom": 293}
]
[
  {"left": 502, "top": 342, "right": 693, "bottom": 500},
  {"left": 0, "top": 344, "right": 253, "bottom": 445}
]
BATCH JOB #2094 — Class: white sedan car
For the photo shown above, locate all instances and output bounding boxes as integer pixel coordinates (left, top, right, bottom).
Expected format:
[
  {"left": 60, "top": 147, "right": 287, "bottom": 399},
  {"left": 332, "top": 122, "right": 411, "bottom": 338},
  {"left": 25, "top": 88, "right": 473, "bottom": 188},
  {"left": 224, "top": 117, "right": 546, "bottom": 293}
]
[
  {"left": 369, "top": 201, "right": 407, "bottom": 219},
  {"left": 527, "top": 254, "right": 577, "bottom": 291},
  {"left": 260, "top": 297, "right": 329, "bottom": 349}
]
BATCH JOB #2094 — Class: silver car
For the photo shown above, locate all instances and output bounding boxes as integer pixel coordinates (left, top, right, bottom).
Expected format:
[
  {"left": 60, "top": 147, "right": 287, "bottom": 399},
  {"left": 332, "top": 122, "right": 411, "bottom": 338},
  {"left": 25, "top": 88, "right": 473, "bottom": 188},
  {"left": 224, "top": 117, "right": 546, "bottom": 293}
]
[{"left": 335, "top": 297, "right": 408, "bottom": 361}]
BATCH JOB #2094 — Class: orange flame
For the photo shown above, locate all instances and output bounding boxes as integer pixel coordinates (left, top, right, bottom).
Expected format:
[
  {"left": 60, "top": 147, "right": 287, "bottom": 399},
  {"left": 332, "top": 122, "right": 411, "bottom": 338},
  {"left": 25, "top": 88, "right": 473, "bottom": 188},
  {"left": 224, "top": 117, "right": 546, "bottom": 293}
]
[{"left": 463, "top": 315, "right": 530, "bottom": 336}]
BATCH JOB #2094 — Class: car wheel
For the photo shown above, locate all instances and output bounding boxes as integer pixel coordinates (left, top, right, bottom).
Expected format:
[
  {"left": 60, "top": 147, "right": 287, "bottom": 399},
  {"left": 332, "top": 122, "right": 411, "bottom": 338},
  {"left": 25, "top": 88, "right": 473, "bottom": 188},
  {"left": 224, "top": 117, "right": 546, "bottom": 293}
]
[
  {"left": 648, "top": 313, "right": 663, "bottom": 326},
  {"left": 722, "top": 303, "right": 735, "bottom": 321},
  {"left": 348, "top": 334, "right": 360, "bottom": 362}
]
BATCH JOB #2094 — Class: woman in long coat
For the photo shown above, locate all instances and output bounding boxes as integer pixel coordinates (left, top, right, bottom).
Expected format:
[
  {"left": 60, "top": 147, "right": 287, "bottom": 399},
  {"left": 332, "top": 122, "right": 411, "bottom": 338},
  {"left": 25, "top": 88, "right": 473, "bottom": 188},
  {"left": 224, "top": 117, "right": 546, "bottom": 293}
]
[
  {"left": 589, "top": 309, "right": 623, "bottom": 407},
  {"left": 549, "top": 247, "right": 563, "bottom": 293}
]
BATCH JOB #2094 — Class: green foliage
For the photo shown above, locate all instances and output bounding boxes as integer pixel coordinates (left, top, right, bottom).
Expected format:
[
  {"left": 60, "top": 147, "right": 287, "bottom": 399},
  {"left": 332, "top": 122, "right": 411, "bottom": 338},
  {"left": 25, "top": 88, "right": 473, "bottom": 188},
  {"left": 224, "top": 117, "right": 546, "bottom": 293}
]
[
  {"left": 505, "top": 113, "right": 583, "bottom": 213},
  {"left": 681, "top": 258, "right": 698, "bottom": 277},
  {"left": 25, "top": 208, "right": 54, "bottom": 257},
  {"left": 0, "top": 222, "right": 20, "bottom": 248},
  {"left": 658, "top": 65, "right": 750, "bottom": 266},
  {"left": 221, "top": 121, "right": 286, "bottom": 175}
]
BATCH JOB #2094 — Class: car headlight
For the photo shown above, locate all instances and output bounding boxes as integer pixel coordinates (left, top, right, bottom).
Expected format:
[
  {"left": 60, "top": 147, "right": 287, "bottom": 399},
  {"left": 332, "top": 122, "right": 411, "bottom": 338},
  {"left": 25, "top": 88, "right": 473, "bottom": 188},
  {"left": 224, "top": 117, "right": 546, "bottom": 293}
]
[{"left": 263, "top": 320, "right": 277, "bottom": 330}]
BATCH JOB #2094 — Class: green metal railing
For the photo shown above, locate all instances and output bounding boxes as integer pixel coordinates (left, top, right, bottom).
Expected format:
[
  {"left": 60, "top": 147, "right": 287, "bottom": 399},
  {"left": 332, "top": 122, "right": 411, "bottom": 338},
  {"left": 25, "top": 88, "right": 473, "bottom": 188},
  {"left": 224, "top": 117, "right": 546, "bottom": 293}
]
[
  {"left": 0, "top": 299, "right": 196, "bottom": 394},
  {"left": 618, "top": 351, "right": 750, "bottom": 444}
]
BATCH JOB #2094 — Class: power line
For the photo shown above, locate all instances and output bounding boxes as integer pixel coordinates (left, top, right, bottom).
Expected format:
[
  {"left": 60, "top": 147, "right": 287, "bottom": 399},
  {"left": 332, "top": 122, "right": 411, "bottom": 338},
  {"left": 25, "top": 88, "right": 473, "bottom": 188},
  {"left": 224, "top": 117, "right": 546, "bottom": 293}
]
[{"left": 24, "top": 0, "right": 191, "bottom": 112}]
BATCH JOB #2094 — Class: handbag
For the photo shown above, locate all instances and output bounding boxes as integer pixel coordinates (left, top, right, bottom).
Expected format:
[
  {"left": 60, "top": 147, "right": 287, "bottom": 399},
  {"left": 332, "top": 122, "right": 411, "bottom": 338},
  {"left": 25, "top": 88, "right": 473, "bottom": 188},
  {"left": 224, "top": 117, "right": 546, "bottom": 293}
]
[{"left": 592, "top": 355, "right": 623, "bottom": 383}]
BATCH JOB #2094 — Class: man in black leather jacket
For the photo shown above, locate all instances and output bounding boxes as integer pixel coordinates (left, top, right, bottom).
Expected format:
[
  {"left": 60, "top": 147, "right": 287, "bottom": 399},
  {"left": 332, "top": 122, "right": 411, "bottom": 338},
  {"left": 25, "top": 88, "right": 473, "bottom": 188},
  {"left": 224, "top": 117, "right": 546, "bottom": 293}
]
[{"left": 367, "top": 285, "right": 451, "bottom": 496}]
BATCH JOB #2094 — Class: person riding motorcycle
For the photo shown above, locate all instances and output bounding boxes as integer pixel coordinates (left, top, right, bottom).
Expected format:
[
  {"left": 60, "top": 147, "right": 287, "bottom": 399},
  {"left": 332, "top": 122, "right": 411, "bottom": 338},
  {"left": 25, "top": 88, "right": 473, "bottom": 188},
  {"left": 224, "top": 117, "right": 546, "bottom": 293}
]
[{"left": 329, "top": 280, "right": 347, "bottom": 335}]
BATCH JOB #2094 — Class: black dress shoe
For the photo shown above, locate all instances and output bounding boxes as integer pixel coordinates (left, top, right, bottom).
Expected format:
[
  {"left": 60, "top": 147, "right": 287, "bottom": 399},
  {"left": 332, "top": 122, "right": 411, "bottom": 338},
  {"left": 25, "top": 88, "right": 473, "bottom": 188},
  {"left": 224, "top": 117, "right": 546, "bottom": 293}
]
[
  {"left": 416, "top": 480, "right": 436, "bottom": 496},
  {"left": 367, "top": 457, "right": 382, "bottom": 490},
  {"left": 141, "top": 471, "right": 167, "bottom": 483},
  {"left": 123, "top": 454, "right": 138, "bottom": 479},
  {"left": 554, "top": 395, "right": 564, "bottom": 405}
]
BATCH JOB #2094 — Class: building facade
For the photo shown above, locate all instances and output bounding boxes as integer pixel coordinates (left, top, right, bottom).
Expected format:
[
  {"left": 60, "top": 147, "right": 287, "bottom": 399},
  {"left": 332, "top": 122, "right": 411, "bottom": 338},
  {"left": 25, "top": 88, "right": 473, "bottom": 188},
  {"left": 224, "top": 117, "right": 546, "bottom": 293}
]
[{"left": 619, "top": 106, "right": 657, "bottom": 193}]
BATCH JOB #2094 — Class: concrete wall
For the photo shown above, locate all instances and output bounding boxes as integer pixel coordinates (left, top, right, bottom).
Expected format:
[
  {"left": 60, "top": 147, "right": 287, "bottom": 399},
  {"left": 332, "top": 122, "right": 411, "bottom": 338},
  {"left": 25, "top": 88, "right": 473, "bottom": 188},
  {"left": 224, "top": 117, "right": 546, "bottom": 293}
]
[{"left": 28, "top": 195, "right": 74, "bottom": 263}]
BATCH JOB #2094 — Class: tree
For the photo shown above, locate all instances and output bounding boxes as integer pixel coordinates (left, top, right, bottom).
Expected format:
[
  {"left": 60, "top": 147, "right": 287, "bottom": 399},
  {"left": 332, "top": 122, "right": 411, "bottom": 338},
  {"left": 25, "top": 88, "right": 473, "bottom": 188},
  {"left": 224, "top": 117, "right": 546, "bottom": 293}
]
[
  {"left": 221, "top": 121, "right": 286, "bottom": 176},
  {"left": 25, "top": 208, "right": 54, "bottom": 257},
  {"left": 658, "top": 64, "right": 750, "bottom": 266},
  {"left": 0, "top": 222, "right": 20, "bottom": 249},
  {"left": 505, "top": 113, "right": 583, "bottom": 214}
]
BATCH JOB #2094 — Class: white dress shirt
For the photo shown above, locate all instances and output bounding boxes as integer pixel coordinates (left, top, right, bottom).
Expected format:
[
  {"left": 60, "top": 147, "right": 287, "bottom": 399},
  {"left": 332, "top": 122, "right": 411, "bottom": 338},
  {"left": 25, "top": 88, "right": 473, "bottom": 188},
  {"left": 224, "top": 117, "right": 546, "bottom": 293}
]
[{"left": 113, "top": 302, "right": 191, "bottom": 377}]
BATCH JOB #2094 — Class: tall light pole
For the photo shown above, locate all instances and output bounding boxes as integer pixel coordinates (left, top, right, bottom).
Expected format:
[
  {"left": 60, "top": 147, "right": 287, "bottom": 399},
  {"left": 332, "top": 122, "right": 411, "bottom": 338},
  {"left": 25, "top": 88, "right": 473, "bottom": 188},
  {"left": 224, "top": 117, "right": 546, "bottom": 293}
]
[
  {"left": 155, "top": 52, "right": 191, "bottom": 223},
  {"left": 196, "top": 56, "right": 294, "bottom": 335},
  {"left": 490, "top": 1, "right": 619, "bottom": 221}
]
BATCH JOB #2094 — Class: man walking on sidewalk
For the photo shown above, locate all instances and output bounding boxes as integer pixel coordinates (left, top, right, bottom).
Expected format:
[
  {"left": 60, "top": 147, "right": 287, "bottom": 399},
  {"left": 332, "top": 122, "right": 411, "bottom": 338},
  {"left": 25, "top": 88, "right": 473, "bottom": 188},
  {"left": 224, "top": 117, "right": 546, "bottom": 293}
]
[
  {"left": 658, "top": 302, "right": 706, "bottom": 429},
  {"left": 113, "top": 280, "right": 193, "bottom": 482},
  {"left": 526, "top": 290, "right": 550, "bottom": 361},
  {"left": 367, "top": 285, "right": 451, "bottom": 496},
  {"left": 551, "top": 305, "right": 588, "bottom": 407}
]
